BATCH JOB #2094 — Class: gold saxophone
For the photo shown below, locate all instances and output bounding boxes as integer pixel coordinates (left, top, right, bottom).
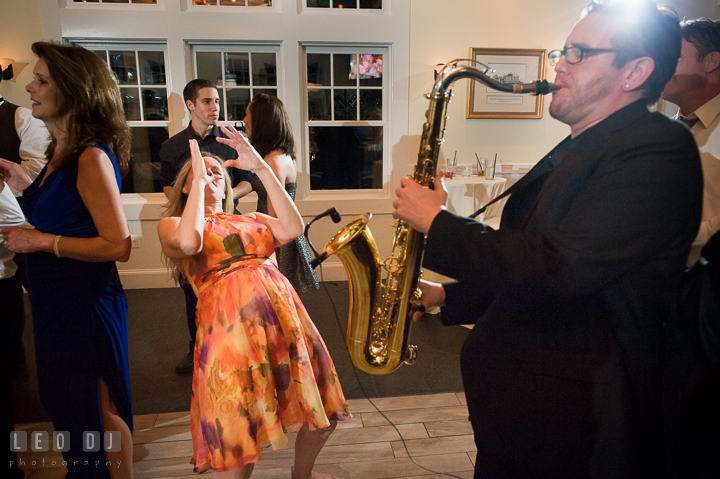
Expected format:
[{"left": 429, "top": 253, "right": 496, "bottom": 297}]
[{"left": 318, "top": 60, "right": 559, "bottom": 375}]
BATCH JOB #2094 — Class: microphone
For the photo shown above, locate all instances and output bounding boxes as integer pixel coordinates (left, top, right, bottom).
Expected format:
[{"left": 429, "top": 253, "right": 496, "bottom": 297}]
[
  {"left": 329, "top": 208, "right": 342, "bottom": 224},
  {"left": 304, "top": 208, "right": 342, "bottom": 269}
]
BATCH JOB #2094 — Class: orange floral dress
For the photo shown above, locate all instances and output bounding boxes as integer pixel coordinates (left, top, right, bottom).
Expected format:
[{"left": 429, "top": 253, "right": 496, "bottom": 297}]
[{"left": 179, "top": 212, "right": 351, "bottom": 473}]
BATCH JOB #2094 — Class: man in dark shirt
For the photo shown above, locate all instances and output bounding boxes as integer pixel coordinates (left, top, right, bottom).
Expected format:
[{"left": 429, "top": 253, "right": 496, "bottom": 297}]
[
  {"left": 394, "top": 1, "right": 702, "bottom": 477},
  {"left": 160, "top": 79, "right": 253, "bottom": 374}
]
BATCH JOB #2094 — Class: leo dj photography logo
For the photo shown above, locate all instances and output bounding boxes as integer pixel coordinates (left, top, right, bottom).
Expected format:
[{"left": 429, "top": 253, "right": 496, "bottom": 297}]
[{"left": 9, "top": 431, "right": 123, "bottom": 470}]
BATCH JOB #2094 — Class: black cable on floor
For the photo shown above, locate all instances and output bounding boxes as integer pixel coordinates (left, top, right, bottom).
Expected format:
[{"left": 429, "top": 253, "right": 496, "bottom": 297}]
[{"left": 316, "top": 265, "right": 467, "bottom": 479}]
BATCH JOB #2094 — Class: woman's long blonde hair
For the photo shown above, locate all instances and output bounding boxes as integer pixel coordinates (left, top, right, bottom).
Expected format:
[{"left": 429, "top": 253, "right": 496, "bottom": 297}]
[{"left": 162, "top": 153, "right": 234, "bottom": 283}]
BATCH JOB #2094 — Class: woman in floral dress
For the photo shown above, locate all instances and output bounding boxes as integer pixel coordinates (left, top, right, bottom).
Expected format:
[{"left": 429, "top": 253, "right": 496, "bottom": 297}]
[{"left": 158, "top": 130, "right": 350, "bottom": 479}]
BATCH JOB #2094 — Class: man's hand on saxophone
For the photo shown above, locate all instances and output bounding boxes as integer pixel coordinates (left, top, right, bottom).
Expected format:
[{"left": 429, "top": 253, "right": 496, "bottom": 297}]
[
  {"left": 411, "top": 279, "right": 446, "bottom": 322},
  {"left": 393, "top": 171, "right": 448, "bottom": 234}
]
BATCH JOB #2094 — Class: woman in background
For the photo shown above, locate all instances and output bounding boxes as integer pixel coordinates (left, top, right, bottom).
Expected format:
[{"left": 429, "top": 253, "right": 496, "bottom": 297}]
[
  {"left": 0, "top": 42, "right": 133, "bottom": 479},
  {"left": 246, "top": 94, "right": 319, "bottom": 292},
  {"left": 158, "top": 132, "right": 349, "bottom": 478}
]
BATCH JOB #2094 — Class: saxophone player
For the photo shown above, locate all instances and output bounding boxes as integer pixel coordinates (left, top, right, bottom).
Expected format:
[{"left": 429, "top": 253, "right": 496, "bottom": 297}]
[{"left": 394, "top": 1, "right": 702, "bottom": 477}]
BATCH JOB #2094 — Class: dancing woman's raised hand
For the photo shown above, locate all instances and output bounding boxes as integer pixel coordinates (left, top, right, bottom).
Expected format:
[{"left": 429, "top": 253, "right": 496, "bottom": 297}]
[
  {"left": 189, "top": 139, "right": 211, "bottom": 188},
  {"left": 217, "top": 125, "right": 266, "bottom": 173}
]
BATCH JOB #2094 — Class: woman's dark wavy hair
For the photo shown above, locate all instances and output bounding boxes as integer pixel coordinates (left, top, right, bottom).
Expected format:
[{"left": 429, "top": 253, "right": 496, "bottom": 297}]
[
  {"left": 584, "top": 0, "right": 682, "bottom": 105},
  {"left": 247, "top": 93, "right": 295, "bottom": 160},
  {"left": 32, "top": 42, "right": 131, "bottom": 175}
]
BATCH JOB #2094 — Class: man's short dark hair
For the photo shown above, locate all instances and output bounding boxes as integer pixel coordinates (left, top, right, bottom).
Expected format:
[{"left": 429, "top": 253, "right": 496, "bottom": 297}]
[
  {"left": 681, "top": 18, "right": 720, "bottom": 61},
  {"left": 584, "top": 0, "right": 682, "bottom": 105},
  {"left": 183, "top": 79, "right": 215, "bottom": 109}
]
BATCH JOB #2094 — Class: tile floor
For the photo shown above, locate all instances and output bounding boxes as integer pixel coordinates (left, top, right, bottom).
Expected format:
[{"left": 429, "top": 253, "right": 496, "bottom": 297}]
[{"left": 16, "top": 392, "right": 476, "bottom": 479}]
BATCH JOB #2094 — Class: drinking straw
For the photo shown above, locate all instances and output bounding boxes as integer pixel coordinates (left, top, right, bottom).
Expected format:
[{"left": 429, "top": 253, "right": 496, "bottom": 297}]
[
  {"left": 475, "top": 152, "right": 482, "bottom": 169},
  {"left": 453, "top": 151, "right": 457, "bottom": 166}
]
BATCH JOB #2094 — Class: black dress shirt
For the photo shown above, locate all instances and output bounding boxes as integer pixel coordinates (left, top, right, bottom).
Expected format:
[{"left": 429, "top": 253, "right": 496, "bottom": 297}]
[{"left": 159, "top": 124, "right": 253, "bottom": 188}]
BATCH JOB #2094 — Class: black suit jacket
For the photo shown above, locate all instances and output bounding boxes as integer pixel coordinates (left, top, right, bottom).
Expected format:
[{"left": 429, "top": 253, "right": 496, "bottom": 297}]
[{"left": 424, "top": 101, "right": 702, "bottom": 477}]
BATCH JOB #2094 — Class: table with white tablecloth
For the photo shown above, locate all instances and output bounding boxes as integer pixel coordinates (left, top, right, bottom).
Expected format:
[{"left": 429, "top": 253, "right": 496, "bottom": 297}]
[{"left": 443, "top": 176, "right": 507, "bottom": 222}]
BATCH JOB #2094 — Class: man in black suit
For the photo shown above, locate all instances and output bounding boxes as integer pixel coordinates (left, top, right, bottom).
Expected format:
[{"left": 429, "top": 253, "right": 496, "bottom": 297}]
[{"left": 394, "top": 1, "right": 702, "bottom": 477}]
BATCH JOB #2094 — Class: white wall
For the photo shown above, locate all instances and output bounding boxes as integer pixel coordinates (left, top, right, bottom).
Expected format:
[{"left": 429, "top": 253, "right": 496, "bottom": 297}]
[{"left": 0, "top": 0, "right": 46, "bottom": 107}]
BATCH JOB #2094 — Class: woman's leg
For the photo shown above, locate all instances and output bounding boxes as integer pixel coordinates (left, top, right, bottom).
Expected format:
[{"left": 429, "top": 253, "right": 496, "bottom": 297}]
[
  {"left": 99, "top": 380, "right": 133, "bottom": 479},
  {"left": 292, "top": 421, "right": 338, "bottom": 479},
  {"left": 212, "top": 463, "right": 255, "bottom": 479}
]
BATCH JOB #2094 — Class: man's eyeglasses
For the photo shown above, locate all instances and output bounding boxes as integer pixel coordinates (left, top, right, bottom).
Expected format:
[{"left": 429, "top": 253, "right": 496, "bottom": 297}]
[{"left": 548, "top": 47, "right": 622, "bottom": 67}]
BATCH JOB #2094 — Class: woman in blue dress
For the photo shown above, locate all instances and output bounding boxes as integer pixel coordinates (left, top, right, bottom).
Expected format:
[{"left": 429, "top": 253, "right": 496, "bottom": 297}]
[{"left": 0, "top": 42, "right": 133, "bottom": 479}]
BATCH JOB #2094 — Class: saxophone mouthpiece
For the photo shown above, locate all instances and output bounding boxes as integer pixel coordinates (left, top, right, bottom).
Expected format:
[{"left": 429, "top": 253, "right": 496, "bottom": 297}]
[{"left": 512, "top": 80, "right": 560, "bottom": 96}]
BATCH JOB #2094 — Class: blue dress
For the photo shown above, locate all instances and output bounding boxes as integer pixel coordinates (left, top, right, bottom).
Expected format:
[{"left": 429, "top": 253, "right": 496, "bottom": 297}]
[{"left": 21, "top": 145, "right": 133, "bottom": 478}]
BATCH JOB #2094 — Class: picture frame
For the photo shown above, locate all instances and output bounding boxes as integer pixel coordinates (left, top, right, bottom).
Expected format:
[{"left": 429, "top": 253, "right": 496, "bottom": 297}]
[{"left": 466, "top": 47, "right": 548, "bottom": 119}]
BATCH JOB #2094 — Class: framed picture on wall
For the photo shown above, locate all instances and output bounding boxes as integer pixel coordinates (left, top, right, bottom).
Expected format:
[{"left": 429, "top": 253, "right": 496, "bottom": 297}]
[{"left": 467, "top": 47, "right": 548, "bottom": 119}]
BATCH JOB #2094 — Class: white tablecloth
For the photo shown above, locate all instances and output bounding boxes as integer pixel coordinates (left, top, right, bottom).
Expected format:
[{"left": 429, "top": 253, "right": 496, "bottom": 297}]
[{"left": 443, "top": 176, "right": 507, "bottom": 222}]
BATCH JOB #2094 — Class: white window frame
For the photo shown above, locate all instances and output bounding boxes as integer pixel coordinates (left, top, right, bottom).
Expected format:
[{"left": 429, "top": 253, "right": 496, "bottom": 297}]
[
  {"left": 70, "top": 39, "right": 171, "bottom": 199},
  {"left": 190, "top": 42, "right": 283, "bottom": 127},
  {"left": 185, "top": 0, "right": 279, "bottom": 13},
  {"left": 302, "top": 43, "right": 390, "bottom": 198},
  {"left": 72, "top": 40, "right": 171, "bottom": 129},
  {"left": 301, "top": 0, "right": 389, "bottom": 15},
  {"left": 62, "top": 0, "right": 164, "bottom": 11}
]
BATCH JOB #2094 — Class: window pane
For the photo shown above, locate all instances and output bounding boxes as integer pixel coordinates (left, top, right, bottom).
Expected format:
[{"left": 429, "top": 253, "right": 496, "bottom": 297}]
[
  {"left": 334, "top": 89, "right": 357, "bottom": 121},
  {"left": 225, "top": 52, "right": 250, "bottom": 86},
  {"left": 194, "top": 0, "right": 218, "bottom": 4},
  {"left": 92, "top": 50, "right": 108, "bottom": 65},
  {"left": 142, "top": 88, "right": 168, "bottom": 121},
  {"left": 132, "top": 0, "right": 158, "bottom": 3},
  {"left": 121, "top": 87, "right": 141, "bottom": 120},
  {"left": 123, "top": 127, "right": 169, "bottom": 194},
  {"left": 309, "top": 126, "right": 382, "bottom": 190},
  {"left": 307, "top": 0, "right": 329, "bottom": 7},
  {"left": 109, "top": 51, "right": 138, "bottom": 85},
  {"left": 359, "top": 89, "right": 381, "bottom": 120},
  {"left": 359, "top": 0, "right": 381, "bottom": 7},
  {"left": 226, "top": 89, "right": 251, "bottom": 121},
  {"left": 75, "top": 0, "right": 100, "bottom": 2},
  {"left": 308, "top": 90, "right": 331, "bottom": 120},
  {"left": 220, "top": 0, "right": 244, "bottom": 5},
  {"left": 247, "top": 0, "right": 272, "bottom": 5},
  {"left": 196, "top": 52, "right": 223, "bottom": 87},
  {"left": 252, "top": 53, "right": 277, "bottom": 86},
  {"left": 333, "top": 0, "right": 357, "bottom": 8},
  {"left": 359, "top": 53, "right": 382, "bottom": 86},
  {"left": 307, "top": 54, "right": 330, "bottom": 86},
  {"left": 334, "top": 54, "right": 356, "bottom": 87},
  {"left": 138, "top": 51, "right": 165, "bottom": 85},
  {"left": 103, "top": 0, "right": 130, "bottom": 3}
]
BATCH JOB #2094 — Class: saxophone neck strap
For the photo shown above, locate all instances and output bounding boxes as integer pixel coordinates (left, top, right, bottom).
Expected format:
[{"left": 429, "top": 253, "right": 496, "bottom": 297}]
[{"left": 468, "top": 185, "right": 514, "bottom": 219}]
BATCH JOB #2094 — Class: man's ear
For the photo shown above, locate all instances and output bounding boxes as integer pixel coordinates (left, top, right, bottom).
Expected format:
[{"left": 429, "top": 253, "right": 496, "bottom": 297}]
[
  {"left": 186, "top": 99, "right": 195, "bottom": 112},
  {"left": 623, "top": 56, "right": 655, "bottom": 91},
  {"left": 704, "top": 51, "right": 720, "bottom": 75}
]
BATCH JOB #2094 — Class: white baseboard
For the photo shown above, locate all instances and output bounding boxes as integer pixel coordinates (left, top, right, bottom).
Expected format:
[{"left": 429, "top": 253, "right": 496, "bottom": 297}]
[{"left": 118, "top": 268, "right": 176, "bottom": 289}]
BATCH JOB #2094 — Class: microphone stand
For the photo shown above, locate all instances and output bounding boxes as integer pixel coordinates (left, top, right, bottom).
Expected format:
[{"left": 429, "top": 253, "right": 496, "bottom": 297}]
[{"left": 304, "top": 208, "right": 342, "bottom": 269}]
